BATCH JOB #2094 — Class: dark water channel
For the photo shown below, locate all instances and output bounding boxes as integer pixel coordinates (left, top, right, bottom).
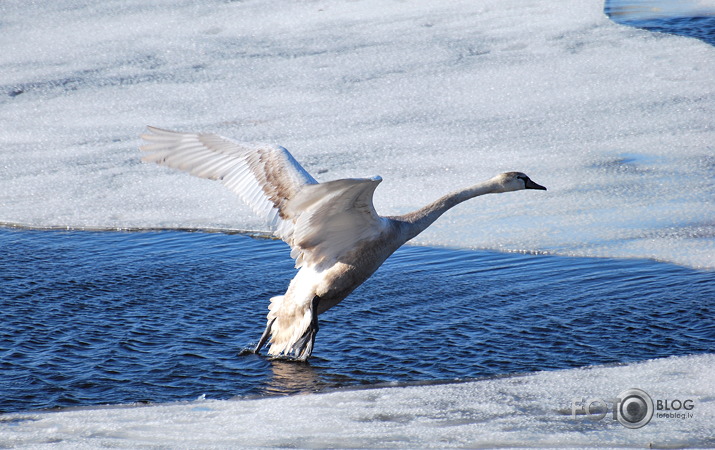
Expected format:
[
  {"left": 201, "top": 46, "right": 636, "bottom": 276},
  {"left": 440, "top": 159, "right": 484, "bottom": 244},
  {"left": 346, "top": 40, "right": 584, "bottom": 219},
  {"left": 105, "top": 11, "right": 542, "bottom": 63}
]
[{"left": 1, "top": 228, "right": 712, "bottom": 413}]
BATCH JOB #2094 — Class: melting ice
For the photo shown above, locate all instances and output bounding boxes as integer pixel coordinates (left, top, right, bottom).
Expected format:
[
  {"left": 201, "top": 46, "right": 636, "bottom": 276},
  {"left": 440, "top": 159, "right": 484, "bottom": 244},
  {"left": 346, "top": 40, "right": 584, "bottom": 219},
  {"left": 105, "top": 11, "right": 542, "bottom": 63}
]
[
  {"left": 1, "top": 354, "right": 713, "bottom": 447},
  {"left": 0, "top": 0, "right": 713, "bottom": 269}
]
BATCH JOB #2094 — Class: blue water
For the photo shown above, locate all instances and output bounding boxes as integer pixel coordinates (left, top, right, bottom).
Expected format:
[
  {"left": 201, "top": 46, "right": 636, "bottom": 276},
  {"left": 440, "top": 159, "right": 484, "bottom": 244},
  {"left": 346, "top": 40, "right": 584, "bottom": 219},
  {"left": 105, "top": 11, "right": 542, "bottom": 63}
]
[
  {"left": 629, "top": 15, "right": 715, "bottom": 46},
  {"left": 1, "top": 228, "right": 713, "bottom": 414},
  {"left": 606, "top": 0, "right": 715, "bottom": 46},
  {"left": 2, "top": 3, "right": 715, "bottom": 417}
]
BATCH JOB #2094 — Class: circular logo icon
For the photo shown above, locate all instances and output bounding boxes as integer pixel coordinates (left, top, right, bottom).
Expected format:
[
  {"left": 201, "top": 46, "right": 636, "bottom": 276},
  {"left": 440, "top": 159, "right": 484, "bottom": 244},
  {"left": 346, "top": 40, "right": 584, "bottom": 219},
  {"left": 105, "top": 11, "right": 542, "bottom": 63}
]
[{"left": 616, "top": 388, "right": 654, "bottom": 429}]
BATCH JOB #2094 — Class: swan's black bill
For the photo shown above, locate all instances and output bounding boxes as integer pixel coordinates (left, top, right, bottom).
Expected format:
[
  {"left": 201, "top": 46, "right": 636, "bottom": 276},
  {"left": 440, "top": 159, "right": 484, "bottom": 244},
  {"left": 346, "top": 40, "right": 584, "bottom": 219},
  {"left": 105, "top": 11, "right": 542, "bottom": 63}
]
[{"left": 524, "top": 178, "right": 547, "bottom": 190}]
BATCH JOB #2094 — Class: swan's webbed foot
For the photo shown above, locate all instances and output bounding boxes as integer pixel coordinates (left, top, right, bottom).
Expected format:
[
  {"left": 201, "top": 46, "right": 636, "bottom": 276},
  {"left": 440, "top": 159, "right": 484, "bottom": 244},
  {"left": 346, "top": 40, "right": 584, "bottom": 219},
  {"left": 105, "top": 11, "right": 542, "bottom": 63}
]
[
  {"left": 253, "top": 318, "right": 275, "bottom": 355},
  {"left": 294, "top": 296, "right": 320, "bottom": 361}
]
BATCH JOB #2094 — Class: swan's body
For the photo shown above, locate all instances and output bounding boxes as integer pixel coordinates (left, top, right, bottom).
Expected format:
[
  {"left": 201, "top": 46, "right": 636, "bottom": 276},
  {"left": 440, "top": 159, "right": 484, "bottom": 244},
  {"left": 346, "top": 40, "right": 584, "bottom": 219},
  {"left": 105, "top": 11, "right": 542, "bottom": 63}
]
[{"left": 140, "top": 127, "right": 546, "bottom": 360}]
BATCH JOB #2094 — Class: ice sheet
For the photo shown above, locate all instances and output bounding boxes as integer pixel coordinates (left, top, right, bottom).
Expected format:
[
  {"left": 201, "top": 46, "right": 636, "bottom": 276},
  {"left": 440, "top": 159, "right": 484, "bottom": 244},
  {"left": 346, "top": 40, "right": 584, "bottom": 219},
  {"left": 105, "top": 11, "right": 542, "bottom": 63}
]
[
  {"left": 1, "top": 0, "right": 714, "bottom": 270},
  {"left": 1, "top": 353, "right": 712, "bottom": 448}
]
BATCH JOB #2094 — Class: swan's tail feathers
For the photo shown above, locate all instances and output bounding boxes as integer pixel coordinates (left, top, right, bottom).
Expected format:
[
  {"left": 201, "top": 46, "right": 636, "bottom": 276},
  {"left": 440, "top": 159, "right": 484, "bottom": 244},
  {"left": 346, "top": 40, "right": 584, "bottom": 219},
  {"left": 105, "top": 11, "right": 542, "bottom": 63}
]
[{"left": 265, "top": 295, "right": 320, "bottom": 361}]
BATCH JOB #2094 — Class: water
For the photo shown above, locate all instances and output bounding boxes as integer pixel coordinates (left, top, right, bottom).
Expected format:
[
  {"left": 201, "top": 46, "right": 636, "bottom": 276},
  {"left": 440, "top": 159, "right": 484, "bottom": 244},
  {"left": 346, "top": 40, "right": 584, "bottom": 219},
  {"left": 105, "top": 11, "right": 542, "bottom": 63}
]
[
  {"left": 606, "top": 0, "right": 715, "bottom": 45},
  {"left": 1, "top": 228, "right": 712, "bottom": 414}
]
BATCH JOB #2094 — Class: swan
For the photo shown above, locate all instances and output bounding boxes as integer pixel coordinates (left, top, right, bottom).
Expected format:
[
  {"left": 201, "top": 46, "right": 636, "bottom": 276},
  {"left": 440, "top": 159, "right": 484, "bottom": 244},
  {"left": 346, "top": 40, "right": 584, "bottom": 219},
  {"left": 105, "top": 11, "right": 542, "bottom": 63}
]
[{"left": 140, "top": 127, "right": 546, "bottom": 360}]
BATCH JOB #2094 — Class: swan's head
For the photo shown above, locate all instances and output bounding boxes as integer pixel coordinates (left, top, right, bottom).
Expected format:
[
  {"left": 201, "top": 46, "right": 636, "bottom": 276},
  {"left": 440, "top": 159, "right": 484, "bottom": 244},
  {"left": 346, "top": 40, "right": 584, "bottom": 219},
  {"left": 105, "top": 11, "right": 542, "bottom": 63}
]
[{"left": 493, "top": 172, "right": 547, "bottom": 193}]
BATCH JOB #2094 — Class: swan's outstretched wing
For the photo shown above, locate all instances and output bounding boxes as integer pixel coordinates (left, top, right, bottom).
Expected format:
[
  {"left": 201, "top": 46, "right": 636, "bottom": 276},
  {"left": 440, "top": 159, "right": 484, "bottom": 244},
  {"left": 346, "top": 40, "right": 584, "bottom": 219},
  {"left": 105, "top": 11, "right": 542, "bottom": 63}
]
[
  {"left": 285, "top": 176, "right": 386, "bottom": 267},
  {"left": 140, "top": 126, "right": 317, "bottom": 231},
  {"left": 140, "top": 127, "right": 386, "bottom": 268}
]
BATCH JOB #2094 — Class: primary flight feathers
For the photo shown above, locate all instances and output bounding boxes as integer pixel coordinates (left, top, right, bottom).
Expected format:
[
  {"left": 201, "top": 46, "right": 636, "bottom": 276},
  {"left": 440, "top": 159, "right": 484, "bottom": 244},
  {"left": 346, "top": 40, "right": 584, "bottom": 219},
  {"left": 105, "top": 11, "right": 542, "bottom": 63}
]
[{"left": 140, "top": 126, "right": 386, "bottom": 268}]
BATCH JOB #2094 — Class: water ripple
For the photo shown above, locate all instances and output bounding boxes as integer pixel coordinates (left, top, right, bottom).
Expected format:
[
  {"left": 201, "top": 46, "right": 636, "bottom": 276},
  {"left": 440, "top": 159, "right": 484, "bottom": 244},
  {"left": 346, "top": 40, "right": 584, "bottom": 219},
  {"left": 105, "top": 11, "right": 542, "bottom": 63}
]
[{"left": 0, "top": 228, "right": 713, "bottom": 413}]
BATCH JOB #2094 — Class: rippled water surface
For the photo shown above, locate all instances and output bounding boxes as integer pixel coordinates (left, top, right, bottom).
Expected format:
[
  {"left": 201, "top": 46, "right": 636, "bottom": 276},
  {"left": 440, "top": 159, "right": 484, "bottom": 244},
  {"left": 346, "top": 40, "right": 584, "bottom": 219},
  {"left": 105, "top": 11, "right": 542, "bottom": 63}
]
[
  {"left": 1, "top": 228, "right": 713, "bottom": 414},
  {"left": 607, "top": 0, "right": 715, "bottom": 45}
]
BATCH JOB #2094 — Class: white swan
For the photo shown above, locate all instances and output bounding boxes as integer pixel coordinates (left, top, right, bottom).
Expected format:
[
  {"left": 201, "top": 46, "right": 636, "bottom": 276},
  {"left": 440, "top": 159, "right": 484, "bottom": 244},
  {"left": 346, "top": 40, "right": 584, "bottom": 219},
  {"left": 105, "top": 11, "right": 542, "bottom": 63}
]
[{"left": 140, "top": 127, "right": 546, "bottom": 360}]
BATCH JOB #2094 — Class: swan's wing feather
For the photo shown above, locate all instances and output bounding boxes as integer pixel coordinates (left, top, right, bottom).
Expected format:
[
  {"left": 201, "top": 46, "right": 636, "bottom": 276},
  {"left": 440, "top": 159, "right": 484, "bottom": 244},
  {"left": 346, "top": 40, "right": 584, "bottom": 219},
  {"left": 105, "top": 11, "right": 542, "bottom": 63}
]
[
  {"left": 140, "top": 127, "right": 317, "bottom": 231},
  {"left": 282, "top": 177, "right": 387, "bottom": 268},
  {"left": 140, "top": 127, "right": 386, "bottom": 268}
]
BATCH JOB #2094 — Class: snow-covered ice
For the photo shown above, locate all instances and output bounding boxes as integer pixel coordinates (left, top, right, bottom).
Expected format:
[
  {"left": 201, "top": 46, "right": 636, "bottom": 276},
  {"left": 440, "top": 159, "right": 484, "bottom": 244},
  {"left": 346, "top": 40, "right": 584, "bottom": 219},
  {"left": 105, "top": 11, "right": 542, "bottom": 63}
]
[
  {"left": 1, "top": 0, "right": 713, "bottom": 269},
  {"left": 1, "top": 354, "right": 713, "bottom": 448}
]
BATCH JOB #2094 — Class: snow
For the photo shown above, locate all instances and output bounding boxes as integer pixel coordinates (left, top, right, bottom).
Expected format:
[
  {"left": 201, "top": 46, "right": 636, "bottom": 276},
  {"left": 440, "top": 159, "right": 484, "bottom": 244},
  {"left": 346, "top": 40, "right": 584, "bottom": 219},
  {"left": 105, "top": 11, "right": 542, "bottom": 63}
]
[
  {"left": 1, "top": 353, "right": 713, "bottom": 448},
  {"left": 0, "top": 0, "right": 713, "bottom": 269}
]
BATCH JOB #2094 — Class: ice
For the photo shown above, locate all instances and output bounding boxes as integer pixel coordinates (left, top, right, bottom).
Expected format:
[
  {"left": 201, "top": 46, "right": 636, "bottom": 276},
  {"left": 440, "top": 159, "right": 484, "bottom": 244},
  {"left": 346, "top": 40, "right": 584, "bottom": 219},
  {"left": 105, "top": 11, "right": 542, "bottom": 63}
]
[
  {"left": 1, "top": 0, "right": 714, "bottom": 269},
  {"left": 0, "top": 353, "right": 712, "bottom": 447}
]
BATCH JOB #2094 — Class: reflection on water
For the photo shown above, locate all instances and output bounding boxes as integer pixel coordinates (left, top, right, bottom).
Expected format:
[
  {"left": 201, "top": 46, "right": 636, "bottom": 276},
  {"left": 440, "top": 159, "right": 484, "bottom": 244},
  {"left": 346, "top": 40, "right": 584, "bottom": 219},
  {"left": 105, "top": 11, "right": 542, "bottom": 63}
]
[
  {"left": 263, "top": 360, "right": 324, "bottom": 396},
  {"left": 1, "top": 228, "right": 713, "bottom": 414}
]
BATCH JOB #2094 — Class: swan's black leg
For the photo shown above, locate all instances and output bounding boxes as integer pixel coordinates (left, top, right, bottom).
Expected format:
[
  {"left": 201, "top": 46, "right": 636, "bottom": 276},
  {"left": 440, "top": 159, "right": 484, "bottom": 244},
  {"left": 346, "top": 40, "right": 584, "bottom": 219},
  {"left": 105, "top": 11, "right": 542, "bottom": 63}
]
[
  {"left": 253, "top": 318, "right": 275, "bottom": 354},
  {"left": 297, "top": 296, "right": 320, "bottom": 361}
]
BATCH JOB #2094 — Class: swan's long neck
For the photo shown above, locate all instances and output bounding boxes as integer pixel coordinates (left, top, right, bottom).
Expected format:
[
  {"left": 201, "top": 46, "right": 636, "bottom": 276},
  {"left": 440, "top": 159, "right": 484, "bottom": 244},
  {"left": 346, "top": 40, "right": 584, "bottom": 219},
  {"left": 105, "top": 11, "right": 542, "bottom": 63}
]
[{"left": 394, "top": 179, "right": 500, "bottom": 241}]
